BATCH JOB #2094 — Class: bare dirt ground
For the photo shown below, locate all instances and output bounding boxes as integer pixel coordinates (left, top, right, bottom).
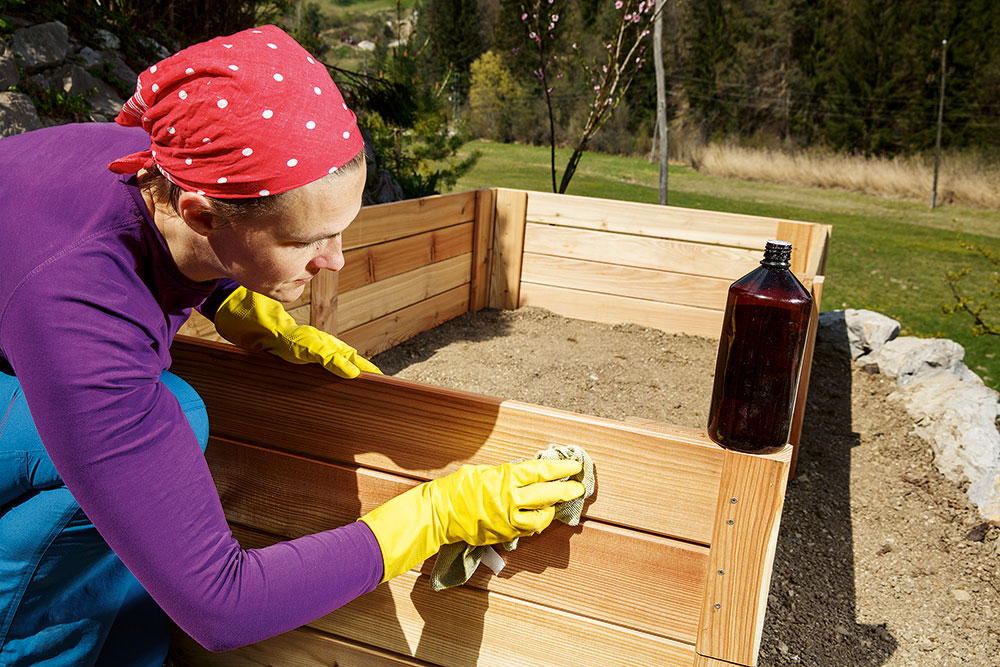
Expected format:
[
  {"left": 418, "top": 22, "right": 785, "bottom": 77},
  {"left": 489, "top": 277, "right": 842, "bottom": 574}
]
[{"left": 372, "top": 306, "right": 1000, "bottom": 666}]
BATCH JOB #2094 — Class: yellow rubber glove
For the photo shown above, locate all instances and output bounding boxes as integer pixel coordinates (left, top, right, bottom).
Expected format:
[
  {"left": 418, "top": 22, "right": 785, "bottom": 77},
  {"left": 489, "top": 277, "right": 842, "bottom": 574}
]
[
  {"left": 360, "top": 459, "right": 585, "bottom": 582},
  {"left": 213, "top": 286, "right": 381, "bottom": 379}
]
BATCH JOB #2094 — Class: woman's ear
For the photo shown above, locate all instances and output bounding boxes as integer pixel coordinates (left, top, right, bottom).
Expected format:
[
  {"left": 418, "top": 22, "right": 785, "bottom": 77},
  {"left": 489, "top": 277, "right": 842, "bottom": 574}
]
[{"left": 176, "top": 191, "right": 219, "bottom": 237}]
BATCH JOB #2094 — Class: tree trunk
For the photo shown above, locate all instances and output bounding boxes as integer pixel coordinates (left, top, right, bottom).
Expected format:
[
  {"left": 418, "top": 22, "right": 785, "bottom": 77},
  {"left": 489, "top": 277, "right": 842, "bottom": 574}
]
[{"left": 654, "top": 0, "right": 668, "bottom": 205}]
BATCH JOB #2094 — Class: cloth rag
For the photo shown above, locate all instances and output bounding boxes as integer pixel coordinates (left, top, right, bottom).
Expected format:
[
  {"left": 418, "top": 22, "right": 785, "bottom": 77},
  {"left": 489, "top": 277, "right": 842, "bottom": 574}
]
[{"left": 429, "top": 444, "right": 595, "bottom": 591}]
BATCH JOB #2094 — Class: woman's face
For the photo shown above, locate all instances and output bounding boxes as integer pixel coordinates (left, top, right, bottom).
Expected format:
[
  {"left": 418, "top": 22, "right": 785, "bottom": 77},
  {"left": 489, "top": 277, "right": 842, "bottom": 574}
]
[{"left": 207, "top": 165, "right": 366, "bottom": 302}]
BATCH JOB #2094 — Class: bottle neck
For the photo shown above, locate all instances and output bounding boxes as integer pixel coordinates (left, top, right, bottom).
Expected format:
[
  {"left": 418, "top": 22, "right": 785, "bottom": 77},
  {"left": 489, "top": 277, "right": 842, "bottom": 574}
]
[{"left": 761, "top": 240, "right": 792, "bottom": 268}]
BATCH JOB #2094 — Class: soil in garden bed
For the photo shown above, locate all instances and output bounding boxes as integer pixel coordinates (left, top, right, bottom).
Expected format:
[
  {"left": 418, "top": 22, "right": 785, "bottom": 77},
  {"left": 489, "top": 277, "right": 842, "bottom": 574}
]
[{"left": 372, "top": 306, "right": 1000, "bottom": 666}]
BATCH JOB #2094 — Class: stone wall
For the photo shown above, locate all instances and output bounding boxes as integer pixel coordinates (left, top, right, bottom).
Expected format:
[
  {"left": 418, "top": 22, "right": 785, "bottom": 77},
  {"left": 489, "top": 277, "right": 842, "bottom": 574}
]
[
  {"left": 818, "top": 309, "right": 1000, "bottom": 522},
  {"left": 1, "top": 19, "right": 169, "bottom": 137}
]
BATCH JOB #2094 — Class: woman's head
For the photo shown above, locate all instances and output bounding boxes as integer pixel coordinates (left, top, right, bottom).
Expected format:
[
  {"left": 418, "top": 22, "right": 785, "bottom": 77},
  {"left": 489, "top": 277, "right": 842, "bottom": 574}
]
[
  {"left": 111, "top": 25, "right": 370, "bottom": 300},
  {"left": 109, "top": 25, "right": 363, "bottom": 199},
  {"left": 142, "top": 150, "right": 366, "bottom": 301}
]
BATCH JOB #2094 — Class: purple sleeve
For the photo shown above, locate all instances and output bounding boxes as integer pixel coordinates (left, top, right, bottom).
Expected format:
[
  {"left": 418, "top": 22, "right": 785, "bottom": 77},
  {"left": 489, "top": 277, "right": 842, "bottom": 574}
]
[{"left": 1, "top": 264, "right": 383, "bottom": 651}]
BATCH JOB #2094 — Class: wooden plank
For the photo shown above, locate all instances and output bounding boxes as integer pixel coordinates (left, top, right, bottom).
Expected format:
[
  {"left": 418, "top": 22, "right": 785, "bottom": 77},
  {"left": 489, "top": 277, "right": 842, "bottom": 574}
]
[
  {"left": 697, "top": 447, "right": 791, "bottom": 666},
  {"left": 524, "top": 222, "right": 762, "bottom": 281},
  {"left": 519, "top": 282, "right": 726, "bottom": 338},
  {"left": 177, "top": 309, "right": 228, "bottom": 344},
  {"left": 311, "top": 571, "right": 698, "bottom": 667},
  {"left": 169, "top": 338, "right": 725, "bottom": 543},
  {"left": 521, "top": 253, "right": 733, "bottom": 311},
  {"left": 488, "top": 189, "right": 527, "bottom": 309},
  {"left": 336, "top": 254, "right": 471, "bottom": 332},
  {"left": 788, "top": 276, "right": 824, "bottom": 477},
  {"left": 286, "top": 304, "right": 310, "bottom": 326},
  {"left": 470, "top": 188, "right": 496, "bottom": 312},
  {"left": 309, "top": 271, "right": 338, "bottom": 334},
  {"left": 344, "top": 191, "right": 476, "bottom": 251},
  {"left": 340, "top": 223, "right": 473, "bottom": 293},
  {"left": 224, "top": 526, "right": 700, "bottom": 666},
  {"left": 806, "top": 224, "right": 832, "bottom": 277},
  {"left": 206, "top": 437, "right": 710, "bottom": 644},
  {"left": 285, "top": 284, "right": 312, "bottom": 311},
  {"left": 775, "top": 220, "right": 814, "bottom": 276},
  {"left": 694, "top": 655, "right": 741, "bottom": 667},
  {"left": 526, "top": 191, "right": 803, "bottom": 249},
  {"left": 169, "top": 625, "right": 423, "bottom": 667},
  {"left": 337, "top": 285, "right": 470, "bottom": 359}
]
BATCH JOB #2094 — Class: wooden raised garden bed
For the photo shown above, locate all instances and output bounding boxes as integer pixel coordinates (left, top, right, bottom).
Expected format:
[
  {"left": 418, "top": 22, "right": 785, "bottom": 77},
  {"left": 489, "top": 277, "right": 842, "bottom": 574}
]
[{"left": 169, "top": 188, "right": 830, "bottom": 666}]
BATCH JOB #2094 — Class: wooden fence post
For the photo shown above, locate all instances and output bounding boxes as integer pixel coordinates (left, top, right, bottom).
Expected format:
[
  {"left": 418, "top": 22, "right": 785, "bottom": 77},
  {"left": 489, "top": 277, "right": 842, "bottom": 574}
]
[
  {"left": 488, "top": 189, "right": 528, "bottom": 310},
  {"left": 470, "top": 188, "right": 496, "bottom": 312},
  {"left": 697, "top": 446, "right": 791, "bottom": 666},
  {"left": 310, "top": 270, "right": 339, "bottom": 335}
]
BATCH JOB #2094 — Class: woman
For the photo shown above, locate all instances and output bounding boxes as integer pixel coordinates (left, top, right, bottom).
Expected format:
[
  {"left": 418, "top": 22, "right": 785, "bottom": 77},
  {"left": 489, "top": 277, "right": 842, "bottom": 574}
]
[{"left": 0, "top": 25, "right": 583, "bottom": 665}]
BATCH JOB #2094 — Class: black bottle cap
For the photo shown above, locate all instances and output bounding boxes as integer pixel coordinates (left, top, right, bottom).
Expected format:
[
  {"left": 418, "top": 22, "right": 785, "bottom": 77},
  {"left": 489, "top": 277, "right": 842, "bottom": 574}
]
[{"left": 762, "top": 239, "right": 792, "bottom": 266}]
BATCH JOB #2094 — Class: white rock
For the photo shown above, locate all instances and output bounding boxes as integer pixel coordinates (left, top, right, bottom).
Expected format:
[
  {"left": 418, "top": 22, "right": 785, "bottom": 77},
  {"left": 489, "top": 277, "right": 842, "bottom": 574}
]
[
  {"left": 817, "top": 309, "right": 899, "bottom": 360},
  {"left": 0, "top": 40, "right": 19, "bottom": 89},
  {"left": 968, "top": 469, "right": 1000, "bottom": 523},
  {"left": 74, "top": 46, "right": 102, "bottom": 68},
  {"left": 891, "top": 372, "right": 1000, "bottom": 520},
  {"left": 46, "top": 64, "right": 123, "bottom": 116},
  {"left": 357, "top": 40, "right": 376, "bottom": 51},
  {"left": 857, "top": 336, "right": 968, "bottom": 385},
  {"left": 98, "top": 49, "right": 138, "bottom": 90},
  {"left": 139, "top": 37, "right": 172, "bottom": 60},
  {"left": 11, "top": 21, "right": 69, "bottom": 73},
  {"left": 94, "top": 28, "right": 120, "bottom": 50},
  {"left": 0, "top": 91, "right": 43, "bottom": 137}
]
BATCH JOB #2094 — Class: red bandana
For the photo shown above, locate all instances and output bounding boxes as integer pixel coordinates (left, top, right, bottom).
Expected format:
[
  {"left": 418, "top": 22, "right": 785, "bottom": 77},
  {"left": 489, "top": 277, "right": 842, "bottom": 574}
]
[{"left": 108, "top": 25, "right": 363, "bottom": 198}]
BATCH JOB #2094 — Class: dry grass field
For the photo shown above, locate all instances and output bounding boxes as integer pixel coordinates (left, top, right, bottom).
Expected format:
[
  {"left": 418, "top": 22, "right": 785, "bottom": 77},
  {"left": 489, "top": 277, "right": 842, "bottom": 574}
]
[{"left": 695, "top": 144, "right": 1000, "bottom": 210}]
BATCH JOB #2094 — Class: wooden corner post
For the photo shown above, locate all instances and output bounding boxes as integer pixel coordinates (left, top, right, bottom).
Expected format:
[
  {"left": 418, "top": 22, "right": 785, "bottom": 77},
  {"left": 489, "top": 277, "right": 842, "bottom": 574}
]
[
  {"left": 488, "top": 188, "right": 528, "bottom": 310},
  {"left": 697, "top": 446, "right": 791, "bottom": 666},
  {"left": 310, "top": 270, "right": 340, "bottom": 335},
  {"left": 470, "top": 188, "right": 496, "bottom": 312}
]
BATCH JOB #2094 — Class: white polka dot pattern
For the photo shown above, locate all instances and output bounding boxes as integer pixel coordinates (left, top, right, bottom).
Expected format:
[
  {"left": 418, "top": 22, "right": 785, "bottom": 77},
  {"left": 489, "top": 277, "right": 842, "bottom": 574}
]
[{"left": 108, "top": 24, "right": 364, "bottom": 197}]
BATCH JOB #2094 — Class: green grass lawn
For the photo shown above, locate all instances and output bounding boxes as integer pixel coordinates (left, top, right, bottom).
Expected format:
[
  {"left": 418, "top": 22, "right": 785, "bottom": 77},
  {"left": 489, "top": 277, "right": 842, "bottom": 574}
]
[{"left": 444, "top": 141, "right": 1000, "bottom": 388}]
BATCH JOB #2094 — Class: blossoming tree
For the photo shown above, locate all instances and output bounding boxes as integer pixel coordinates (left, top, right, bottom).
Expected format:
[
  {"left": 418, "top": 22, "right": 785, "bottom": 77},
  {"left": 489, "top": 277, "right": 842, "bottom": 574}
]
[{"left": 519, "top": 0, "right": 663, "bottom": 193}]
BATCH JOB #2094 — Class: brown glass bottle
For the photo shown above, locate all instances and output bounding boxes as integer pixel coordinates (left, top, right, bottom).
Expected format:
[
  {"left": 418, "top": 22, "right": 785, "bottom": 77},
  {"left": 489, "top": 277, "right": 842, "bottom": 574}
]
[{"left": 707, "top": 240, "right": 813, "bottom": 452}]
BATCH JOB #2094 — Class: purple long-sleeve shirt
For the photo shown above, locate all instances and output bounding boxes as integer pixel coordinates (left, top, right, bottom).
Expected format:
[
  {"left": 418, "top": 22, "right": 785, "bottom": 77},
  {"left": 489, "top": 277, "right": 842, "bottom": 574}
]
[{"left": 0, "top": 123, "right": 383, "bottom": 650}]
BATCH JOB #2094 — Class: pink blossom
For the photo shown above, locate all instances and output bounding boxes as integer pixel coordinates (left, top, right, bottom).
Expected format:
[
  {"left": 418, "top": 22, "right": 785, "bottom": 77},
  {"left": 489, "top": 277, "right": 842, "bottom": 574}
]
[
  {"left": 557, "top": 72, "right": 564, "bottom": 78},
  {"left": 513, "top": 47, "right": 519, "bottom": 54},
  {"left": 594, "top": 84, "right": 600, "bottom": 90},
  {"left": 624, "top": 13, "right": 632, "bottom": 20},
  {"left": 529, "top": 31, "right": 538, "bottom": 40},
  {"left": 521, "top": 12, "right": 527, "bottom": 20},
  {"left": 615, "top": 0, "right": 623, "bottom": 8}
]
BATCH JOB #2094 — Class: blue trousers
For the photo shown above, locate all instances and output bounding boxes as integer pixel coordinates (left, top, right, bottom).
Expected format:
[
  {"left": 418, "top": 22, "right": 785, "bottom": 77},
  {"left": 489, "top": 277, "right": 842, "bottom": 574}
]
[{"left": 0, "top": 368, "right": 209, "bottom": 667}]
